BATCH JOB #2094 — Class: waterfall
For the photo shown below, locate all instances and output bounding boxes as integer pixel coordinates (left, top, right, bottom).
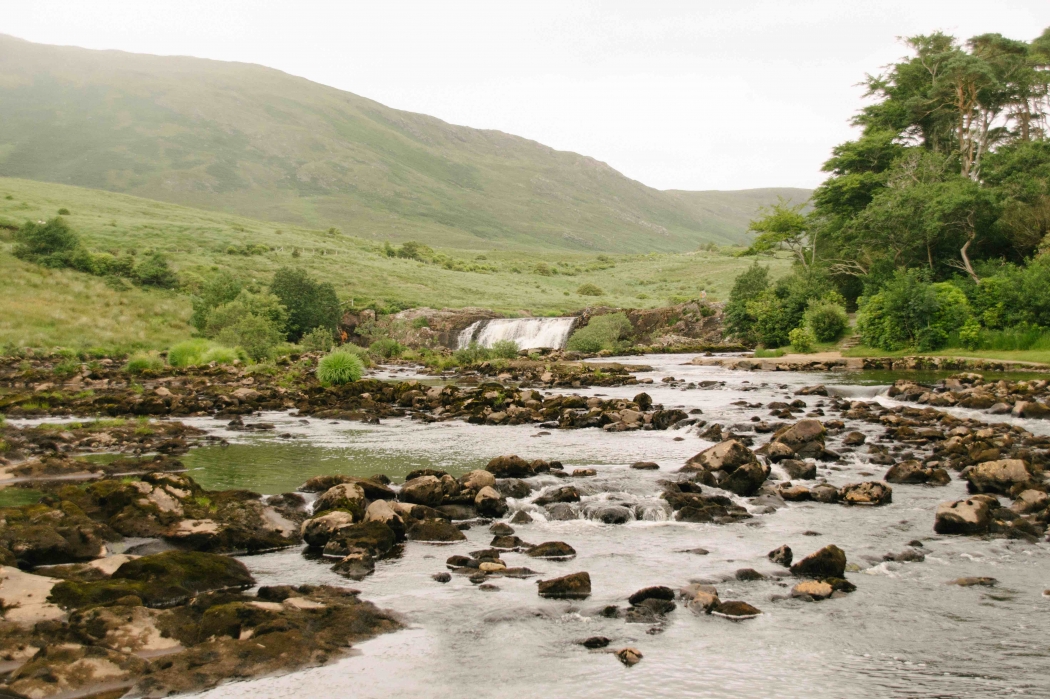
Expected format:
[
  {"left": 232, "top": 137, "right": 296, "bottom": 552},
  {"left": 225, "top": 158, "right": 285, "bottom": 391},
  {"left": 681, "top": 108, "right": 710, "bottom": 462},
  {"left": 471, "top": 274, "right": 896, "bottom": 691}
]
[{"left": 456, "top": 317, "right": 577, "bottom": 350}]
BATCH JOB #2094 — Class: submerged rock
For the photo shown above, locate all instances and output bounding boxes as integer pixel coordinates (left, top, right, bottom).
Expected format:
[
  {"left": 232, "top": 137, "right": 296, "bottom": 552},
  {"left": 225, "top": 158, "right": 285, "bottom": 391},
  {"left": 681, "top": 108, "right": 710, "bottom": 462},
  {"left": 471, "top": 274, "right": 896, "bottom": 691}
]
[
  {"left": 885, "top": 461, "right": 950, "bottom": 486},
  {"left": 537, "top": 571, "right": 591, "bottom": 599},
  {"left": 406, "top": 518, "right": 466, "bottom": 543},
  {"left": 526, "top": 541, "right": 576, "bottom": 559},
  {"left": 712, "top": 600, "right": 761, "bottom": 619}
]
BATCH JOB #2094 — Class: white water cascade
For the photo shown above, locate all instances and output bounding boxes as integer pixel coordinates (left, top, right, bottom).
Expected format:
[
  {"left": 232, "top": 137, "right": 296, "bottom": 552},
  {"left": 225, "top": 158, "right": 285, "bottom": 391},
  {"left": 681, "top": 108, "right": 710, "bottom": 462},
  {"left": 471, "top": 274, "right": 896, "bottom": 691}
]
[{"left": 456, "top": 317, "right": 577, "bottom": 350}]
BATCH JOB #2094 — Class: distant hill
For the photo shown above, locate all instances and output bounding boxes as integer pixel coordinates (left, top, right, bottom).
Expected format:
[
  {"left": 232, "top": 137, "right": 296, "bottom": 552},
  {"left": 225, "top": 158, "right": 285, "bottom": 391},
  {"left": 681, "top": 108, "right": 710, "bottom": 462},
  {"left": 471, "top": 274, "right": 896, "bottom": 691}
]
[{"left": 0, "top": 34, "right": 811, "bottom": 252}]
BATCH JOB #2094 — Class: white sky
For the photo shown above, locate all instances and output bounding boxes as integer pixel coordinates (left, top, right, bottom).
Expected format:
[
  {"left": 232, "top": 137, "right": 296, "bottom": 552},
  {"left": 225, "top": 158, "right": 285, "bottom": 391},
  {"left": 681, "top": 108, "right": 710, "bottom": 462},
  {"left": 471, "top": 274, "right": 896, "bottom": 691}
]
[{"left": 4, "top": 1, "right": 1048, "bottom": 191}]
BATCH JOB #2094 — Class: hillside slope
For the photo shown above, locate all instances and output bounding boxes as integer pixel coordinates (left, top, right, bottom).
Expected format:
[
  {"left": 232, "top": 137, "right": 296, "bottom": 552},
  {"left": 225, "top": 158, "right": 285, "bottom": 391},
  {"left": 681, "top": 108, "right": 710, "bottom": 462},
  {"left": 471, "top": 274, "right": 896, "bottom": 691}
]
[{"left": 0, "top": 34, "right": 809, "bottom": 253}]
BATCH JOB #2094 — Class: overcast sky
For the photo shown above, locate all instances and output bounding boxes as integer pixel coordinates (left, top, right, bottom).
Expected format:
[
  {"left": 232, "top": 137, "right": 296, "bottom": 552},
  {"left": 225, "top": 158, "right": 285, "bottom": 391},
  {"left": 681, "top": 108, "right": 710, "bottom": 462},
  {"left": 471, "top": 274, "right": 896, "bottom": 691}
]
[{"left": 4, "top": 1, "right": 1048, "bottom": 191}]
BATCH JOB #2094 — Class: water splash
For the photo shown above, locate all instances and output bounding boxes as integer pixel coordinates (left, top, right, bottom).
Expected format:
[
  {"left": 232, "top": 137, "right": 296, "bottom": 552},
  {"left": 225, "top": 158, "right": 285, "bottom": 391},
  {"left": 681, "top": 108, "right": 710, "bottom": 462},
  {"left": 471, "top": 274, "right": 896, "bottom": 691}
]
[{"left": 457, "top": 317, "right": 577, "bottom": 350}]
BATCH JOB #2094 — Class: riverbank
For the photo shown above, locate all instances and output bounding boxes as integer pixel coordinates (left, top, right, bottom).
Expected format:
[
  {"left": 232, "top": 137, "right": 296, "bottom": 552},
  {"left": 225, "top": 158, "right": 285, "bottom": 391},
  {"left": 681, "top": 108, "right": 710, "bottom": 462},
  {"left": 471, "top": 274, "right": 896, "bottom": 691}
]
[{"left": 692, "top": 351, "right": 1050, "bottom": 373}]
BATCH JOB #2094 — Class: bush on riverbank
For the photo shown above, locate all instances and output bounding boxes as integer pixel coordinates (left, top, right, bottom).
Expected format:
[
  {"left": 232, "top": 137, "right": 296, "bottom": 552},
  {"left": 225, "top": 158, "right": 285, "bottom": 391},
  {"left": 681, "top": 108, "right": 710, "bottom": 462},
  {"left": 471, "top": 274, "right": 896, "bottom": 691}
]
[
  {"left": 124, "top": 351, "right": 165, "bottom": 374},
  {"left": 567, "top": 313, "right": 633, "bottom": 353},
  {"left": 168, "top": 340, "right": 243, "bottom": 367},
  {"left": 317, "top": 349, "right": 365, "bottom": 385},
  {"left": 490, "top": 339, "right": 520, "bottom": 358}
]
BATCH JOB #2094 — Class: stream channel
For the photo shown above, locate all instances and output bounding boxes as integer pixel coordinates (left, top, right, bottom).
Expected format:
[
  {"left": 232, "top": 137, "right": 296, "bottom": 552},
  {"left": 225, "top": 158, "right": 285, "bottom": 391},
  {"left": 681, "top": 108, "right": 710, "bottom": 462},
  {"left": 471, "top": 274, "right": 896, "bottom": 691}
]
[{"left": 71, "top": 354, "right": 1050, "bottom": 697}]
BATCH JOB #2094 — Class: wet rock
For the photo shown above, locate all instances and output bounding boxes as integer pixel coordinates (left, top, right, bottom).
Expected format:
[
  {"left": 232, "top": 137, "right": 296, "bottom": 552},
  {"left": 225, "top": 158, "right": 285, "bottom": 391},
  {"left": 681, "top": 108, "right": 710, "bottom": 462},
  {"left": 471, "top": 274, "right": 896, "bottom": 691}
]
[
  {"left": 509, "top": 510, "right": 534, "bottom": 524},
  {"left": 301, "top": 511, "right": 356, "bottom": 548},
  {"left": 884, "top": 548, "right": 925, "bottom": 563},
  {"left": 496, "top": 479, "right": 533, "bottom": 499},
  {"left": 406, "top": 518, "right": 466, "bottom": 543},
  {"left": 781, "top": 459, "right": 816, "bottom": 480},
  {"left": 537, "top": 571, "right": 591, "bottom": 599},
  {"left": 526, "top": 541, "right": 576, "bottom": 559},
  {"left": 964, "top": 459, "right": 1040, "bottom": 495},
  {"left": 433, "top": 572, "right": 451, "bottom": 583},
  {"left": 628, "top": 586, "right": 675, "bottom": 606},
  {"left": 842, "top": 431, "right": 866, "bottom": 446},
  {"left": 491, "top": 535, "right": 527, "bottom": 549},
  {"left": 582, "top": 636, "right": 610, "bottom": 649},
  {"left": 313, "top": 483, "right": 368, "bottom": 519},
  {"left": 459, "top": 469, "right": 496, "bottom": 491},
  {"left": 885, "top": 460, "right": 951, "bottom": 486},
  {"left": 682, "top": 440, "right": 769, "bottom": 496},
  {"left": 634, "top": 392, "right": 653, "bottom": 410},
  {"left": 399, "top": 476, "right": 445, "bottom": 508},
  {"left": 631, "top": 461, "right": 660, "bottom": 470},
  {"left": 934, "top": 496, "right": 995, "bottom": 535},
  {"left": 545, "top": 503, "right": 578, "bottom": 520},
  {"left": 764, "top": 441, "right": 797, "bottom": 463},
  {"left": 768, "top": 545, "right": 793, "bottom": 567},
  {"left": 810, "top": 483, "right": 840, "bottom": 504},
  {"left": 949, "top": 576, "right": 997, "bottom": 587},
  {"left": 712, "top": 600, "right": 761, "bottom": 619},
  {"left": 777, "top": 484, "right": 811, "bottom": 501},
  {"left": 735, "top": 568, "right": 766, "bottom": 581},
  {"left": 475, "top": 486, "right": 508, "bottom": 517},
  {"left": 789, "top": 545, "right": 847, "bottom": 579},
  {"left": 7, "top": 643, "right": 147, "bottom": 699},
  {"left": 490, "top": 522, "right": 515, "bottom": 536},
  {"left": 299, "top": 475, "right": 396, "bottom": 500},
  {"left": 625, "top": 597, "right": 676, "bottom": 621},
  {"left": 839, "top": 481, "right": 892, "bottom": 506},
  {"left": 592, "top": 505, "right": 631, "bottom": 524},
  {"left": 436, "top": 504, "right": 476, "bottom": 521},
  {"left": 773, "top": 419, "right": 826, "bottom": 458},
  {"left": 679, "top": 547, "right": 709, "bottom": 555},
  {"left": 616, "top": 647, "right": 643, "bottom": 666},
  {"left": 486, "top": 455, "right": 535, "bottom": 478},
  {"left": 1011, "top": 489, "right": 1049, "bottom": 514},
  {"left": 331, "top": 549, "right": 375, "bottom": 580},
  {"left": 1012, "top": 401, "right": 1050, "bottom": 419},
  {"left": 325, "top": 521, "right": 397, "bottom": 558},
  {"left": 791, "top": 580, "right": 833, "bottom": 600},
  {"left": 363, "top": 500, "right": 406, "bottom": 541},
  {"left": 535, "top": 486, "right": 581, "bottom": 506}
]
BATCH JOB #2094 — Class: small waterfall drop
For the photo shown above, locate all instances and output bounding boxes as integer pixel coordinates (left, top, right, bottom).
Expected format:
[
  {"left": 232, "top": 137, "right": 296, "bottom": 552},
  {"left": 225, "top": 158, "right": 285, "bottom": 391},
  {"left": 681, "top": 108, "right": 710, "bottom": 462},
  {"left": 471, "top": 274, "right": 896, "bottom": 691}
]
[{"left": 457, "top": 317, "right": 577, "bottom": 350}]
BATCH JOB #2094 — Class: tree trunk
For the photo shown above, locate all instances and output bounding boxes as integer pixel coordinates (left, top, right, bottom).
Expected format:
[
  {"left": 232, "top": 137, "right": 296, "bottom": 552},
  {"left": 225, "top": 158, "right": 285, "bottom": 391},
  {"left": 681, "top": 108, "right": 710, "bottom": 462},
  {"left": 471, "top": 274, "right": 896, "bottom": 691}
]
[{"left": 960, "top": 229, "right": 980, "bottom": 284}]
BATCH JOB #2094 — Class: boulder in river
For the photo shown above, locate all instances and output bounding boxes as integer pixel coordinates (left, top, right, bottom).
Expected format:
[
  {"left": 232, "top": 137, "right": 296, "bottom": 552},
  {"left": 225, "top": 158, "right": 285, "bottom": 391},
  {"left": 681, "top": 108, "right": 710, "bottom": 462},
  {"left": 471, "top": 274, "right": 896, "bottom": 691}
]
[
  {"left": 631, "top": 461, "right": 660, "bottom": 470},
  {"left": 324, "top": 521, "right": 397, "bottom": 558},
  {"left": 885, "top": 460, "right": 950, "bottom": 486},
  {"left": 301, "top": 510, "right": 356, "bottom": 548},
  {"left": 363, "top": 500, "right": 406, "bottom": 541},
  {"left": 526, "top": 541, "right": 576, "bottom": 559},
  {"left": 964, "top": 459, "right": 1040, "bottom": 495},
  {"left": 789, "top": 545, "right": 847, "bottom": 579},
  {"left": 781, "top": 459, "right": 816, "bottom": 480},
  {"left": 763, "top": 442, "right": 796, "bottom": 463},
  {"left": 712, "top": 600, "right": 761, "bottom": 619},
  {"left": 616, "top": 647, "right": 643, "bottom": 666},
  {"left": 1011, "top": 489, "right": 1049, "bottom": 514},
  {"left": 475, "top": 486, "right": 508, "bottom": 517},
  {"left": 399, "top": 476, "right": 445, "bottom": 508},
  {"left": 768, "top": 545, "right": 793, "bottom": 567},
  {"left": 773, "top": 419, "right": 826, "bottom": 458},
  {"left": 331, "top": 548, "right": 375, "bottom": 580},
  {"left": 934, "top": 496, "right": 996, "bottom": 535},
  {"left": 534, "top": 485, "right": 581, "bottom": 506},
  {"left": 839, "top": 481, "right": 892, "bottom": 506},
  {"left": 791, "top": 580, "right": 833, "bottom": 600},
  {"left": 406, "top": 518, "right": 466, "bottom": 543},
  {"left": 628, "top": 586, "right": 675, "bottom": 606},
  {"left": 681, "top": 440, "right": 769, "bottom": 497},
  {"left": 313, "top": 483, "right": 368, "bottom": 518},
  {"left": 537, "top": 571, "right": 591, "bottom": 599},
  {"left": 486, "top": 455, "right": 535, "bottom": 478},
  {"left": 460, "top": 469, "right": 496, "bottom": 492}
]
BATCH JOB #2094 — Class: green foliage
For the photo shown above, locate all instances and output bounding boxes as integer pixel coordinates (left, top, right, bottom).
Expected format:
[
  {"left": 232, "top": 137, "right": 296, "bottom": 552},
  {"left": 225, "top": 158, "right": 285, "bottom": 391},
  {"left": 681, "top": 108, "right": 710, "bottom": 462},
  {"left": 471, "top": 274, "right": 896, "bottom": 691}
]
[
  {"left": 452, "top": 342, "right": 490, "bottom": 365},
  {"left": 788, "top": 327, "right": 816, "bottom": 353},
  {"left": 204, "top": 290, "right": 288, "bottom": 339},
  {"left": 316, "top": 349, "right": 365, "bottom": 386},
  {"left": 804, "top": 299, "right": 849, "bottom": 342},
  {"left": 200, "top": 345, "right": 243, "bottom": 365},
  {"left": 742, "top": 198, "right": 812, "bottom": 266},
  {"left": 57, "top": 208, "right": 70, "bottom": 215},
  {"left": 191, "top": 272, "right": 243, "bottom": 332},
  {"left": 576, "top": 283, "right": 604, "bottom": 296},
  {"left": 133, "top": 252, "right": 179, "bottom": 288},
  {"left": 124, "top": 351, "right": 165, "bottom": 374},
  {"left": 13, "top": 217, "right": 88, "bottom": 269},
  {"left": 269, "top": 267, "right": 341, "bottom": 342},
  {"left": 411, "top": 316, "right": 430, "bottom": 329},
  {"left": 490, "top": 339, "right": 520, "bottom": 359},
  {"left": 336, "top": 343, "right": 372, "bottom": 367},
  {"left": 216, "top": 314, "right": 284, "bottom": 362},
  {"left": 167, "top": 339, "right": 211, "bottom": 367},
  {"left": 301, "top": 326, "right": 335, "bottom": 352},
  {"left": 744, "top": 271, "right": 835, "bottom": 348},
  {"left": 725, "top": 261, "right": 769, "bottom": 345},
  {"left": 566, "top": 313, "right": 633, "bottom": 353},
  {"left": 958, "top": 317, "right": 982, "bottom": 350},
  {"left": 857, "top": 271, "right": 971, "bottom": 350},
  {"left": 369, "top": 338, "right": 405, "bottom": 359}
]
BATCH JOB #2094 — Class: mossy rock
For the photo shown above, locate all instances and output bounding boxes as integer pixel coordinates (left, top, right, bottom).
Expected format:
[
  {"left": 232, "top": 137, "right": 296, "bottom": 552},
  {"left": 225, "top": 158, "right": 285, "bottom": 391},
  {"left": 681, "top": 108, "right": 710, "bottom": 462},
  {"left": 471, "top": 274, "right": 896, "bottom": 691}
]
[
  {"left": 49, "top": 551, "right": 254, "bottom": 609},
  {"left": 325, "top": 521, "right": 396, "bottom": 557}
]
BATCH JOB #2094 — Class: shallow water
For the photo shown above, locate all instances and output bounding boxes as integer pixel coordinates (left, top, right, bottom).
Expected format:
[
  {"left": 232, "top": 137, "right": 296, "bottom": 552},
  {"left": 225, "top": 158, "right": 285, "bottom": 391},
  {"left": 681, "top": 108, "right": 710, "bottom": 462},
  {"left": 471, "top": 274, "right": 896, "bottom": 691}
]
[{"left": 86, "top": 354, "right": 1050, "bottom": 698}]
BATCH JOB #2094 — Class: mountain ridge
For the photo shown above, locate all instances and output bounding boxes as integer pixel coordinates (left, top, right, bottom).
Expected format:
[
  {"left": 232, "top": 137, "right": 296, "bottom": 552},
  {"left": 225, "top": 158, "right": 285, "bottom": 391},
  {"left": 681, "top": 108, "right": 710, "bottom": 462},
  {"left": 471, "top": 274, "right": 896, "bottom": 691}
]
[{"left": 0, "top": 34, "right": 810, "bottom": 252}]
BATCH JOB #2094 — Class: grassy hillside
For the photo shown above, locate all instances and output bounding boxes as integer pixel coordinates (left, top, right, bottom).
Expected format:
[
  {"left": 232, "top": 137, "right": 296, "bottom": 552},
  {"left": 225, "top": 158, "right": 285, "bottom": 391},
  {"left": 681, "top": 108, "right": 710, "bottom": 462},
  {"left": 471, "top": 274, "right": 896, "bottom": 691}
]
[
  {"left": 0, "top": 177, "right": 790, "bottom": 350},
  {"left": 0, "top": 34, "right": 809, "bottom": 253}
]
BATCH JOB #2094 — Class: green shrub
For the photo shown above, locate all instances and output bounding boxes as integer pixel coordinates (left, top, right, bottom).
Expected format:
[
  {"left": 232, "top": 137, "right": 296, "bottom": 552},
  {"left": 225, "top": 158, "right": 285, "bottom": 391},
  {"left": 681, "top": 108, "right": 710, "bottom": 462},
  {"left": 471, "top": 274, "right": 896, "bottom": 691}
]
[
  {"left": 566, "top": 313, "right": 633, "bottom": 353},
  {"left": 369, "top": 338, "right": 405, "bottom": 359},
  {"left": 269, "top": 267, "right": 341, "bottom": 342},
  {"left": 788, "top": 327, "right": 816, "bottom": 353},
  {"left": 490, "top": 339, "right": 520, "bottom": 359},
  {"left": 217, "top": 315, "right": 284, "bottom": 362},
  {"left": 57, "top": 208, "right": 70, "bottom": 215},
  {"left": 577, "top": 283, "right": 604, "bottom": 296},
  {"left": 725, "top": 261, "right": 769, "bottom": 344},
  {"left": 191, "top": 272, "right": 244, "bottom": 331},
  {"left": 125, "top": 352, "right": 165, "bottom": 374},
  {"left": 453, "top": 342, "right": 490, "bottom": 365},
  {"left": 200, "top": 346, "right": 243, "bottom": 365},
  {"left": 168, "top": 339, "right": 211, "bottom": 367},
  {"left": 205, "top": 291, "right": 289, "bottom": 339},
  {"left": 53, "top": 359, "right": 81, "bottom": 378},
  {"left": 337, "top": 343, "right": 372, "bottom": 367},
  {"left": 412, "top": 316, "right": 431, "bottom": 329},
  {"left": 804, "top": 300, "right": 849, "bottom": 342},
  {"left": 957, "top": 318, "right": 982, "bottom": 350},
  {"left": 301, "top": 326, "right": 335, "bottom": 352},
  {"left": 134, "top": 252, "right": 179, "bottom": 289},
  {"left": 857, "top": 271, "right": 971, "bottom": 351},
  {"left": 317, "top": 350, "right": 365, "bottom": 386}
]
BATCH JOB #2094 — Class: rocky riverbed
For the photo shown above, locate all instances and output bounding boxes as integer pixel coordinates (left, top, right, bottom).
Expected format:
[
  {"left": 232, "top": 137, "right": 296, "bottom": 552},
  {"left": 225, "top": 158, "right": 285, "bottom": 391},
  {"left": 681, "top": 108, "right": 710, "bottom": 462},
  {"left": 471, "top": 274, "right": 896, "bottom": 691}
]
[{"left": 1, "top": 354, "right": 1050, "bottom": 697}]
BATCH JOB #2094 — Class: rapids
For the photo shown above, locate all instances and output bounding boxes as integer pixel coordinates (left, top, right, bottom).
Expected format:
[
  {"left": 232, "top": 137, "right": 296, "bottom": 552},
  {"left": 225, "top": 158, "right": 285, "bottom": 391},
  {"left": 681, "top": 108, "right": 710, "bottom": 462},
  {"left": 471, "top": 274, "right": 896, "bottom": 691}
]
[
  {"left": 162, "top": 355, "right": 1050, "bottom": 698},
  {"left": 456, "top": 317, "right": 577, "bottom": 350}
]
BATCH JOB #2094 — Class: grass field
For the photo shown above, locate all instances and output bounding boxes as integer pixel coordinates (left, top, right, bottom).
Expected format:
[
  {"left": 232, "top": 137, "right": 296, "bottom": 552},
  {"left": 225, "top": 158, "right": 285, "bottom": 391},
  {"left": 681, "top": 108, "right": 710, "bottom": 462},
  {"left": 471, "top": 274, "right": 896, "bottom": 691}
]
[{"left": 0, "top": 177, "right": 792, "bottom": 351}]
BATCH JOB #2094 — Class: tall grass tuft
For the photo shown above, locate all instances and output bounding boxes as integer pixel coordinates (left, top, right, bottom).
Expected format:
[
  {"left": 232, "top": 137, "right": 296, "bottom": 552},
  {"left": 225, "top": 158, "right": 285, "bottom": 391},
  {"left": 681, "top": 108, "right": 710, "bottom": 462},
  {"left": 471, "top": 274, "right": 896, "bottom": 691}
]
[
  {"left": 124, "top": 351, "right": 165, "bottom": 374},
  {"left": 317, "top": 349, "right": 365, "bottom": 386},
  {"left": 168, "top": 339, "right": 211, "bottom": 367},
  {"left": 952, "top": 327, "right": 1050, "bottom": 352}
]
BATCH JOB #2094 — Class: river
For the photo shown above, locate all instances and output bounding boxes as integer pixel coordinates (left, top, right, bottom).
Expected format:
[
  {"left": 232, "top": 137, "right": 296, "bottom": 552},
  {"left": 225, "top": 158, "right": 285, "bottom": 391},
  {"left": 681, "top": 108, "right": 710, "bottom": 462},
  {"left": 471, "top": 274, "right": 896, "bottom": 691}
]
[{"left": 164, "top": 353, "right": 1050, "bottom": 698}]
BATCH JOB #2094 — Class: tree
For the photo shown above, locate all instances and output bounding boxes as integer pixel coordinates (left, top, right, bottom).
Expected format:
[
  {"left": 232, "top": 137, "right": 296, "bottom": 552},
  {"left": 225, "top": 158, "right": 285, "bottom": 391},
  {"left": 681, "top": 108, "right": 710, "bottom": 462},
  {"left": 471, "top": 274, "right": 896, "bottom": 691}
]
[
  {"left": 269, "top": 267, "right": 341, "bottom": 342},
  {"left": 741, "top": 198, "right": 814, "bottom": 268},
  {"left": 724, "top": 261, "right": 769, "bottom": 345},
  {"left": 191, "top": 272, "right": 244, "bottom": 332}
]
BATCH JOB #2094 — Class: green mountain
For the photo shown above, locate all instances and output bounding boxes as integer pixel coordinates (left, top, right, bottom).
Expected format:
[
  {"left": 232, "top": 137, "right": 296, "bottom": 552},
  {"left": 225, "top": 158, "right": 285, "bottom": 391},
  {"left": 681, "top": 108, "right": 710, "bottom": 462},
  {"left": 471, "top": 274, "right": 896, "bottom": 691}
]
[{"left": 0, "top": 34, "right": 810, "bottom": 253}]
